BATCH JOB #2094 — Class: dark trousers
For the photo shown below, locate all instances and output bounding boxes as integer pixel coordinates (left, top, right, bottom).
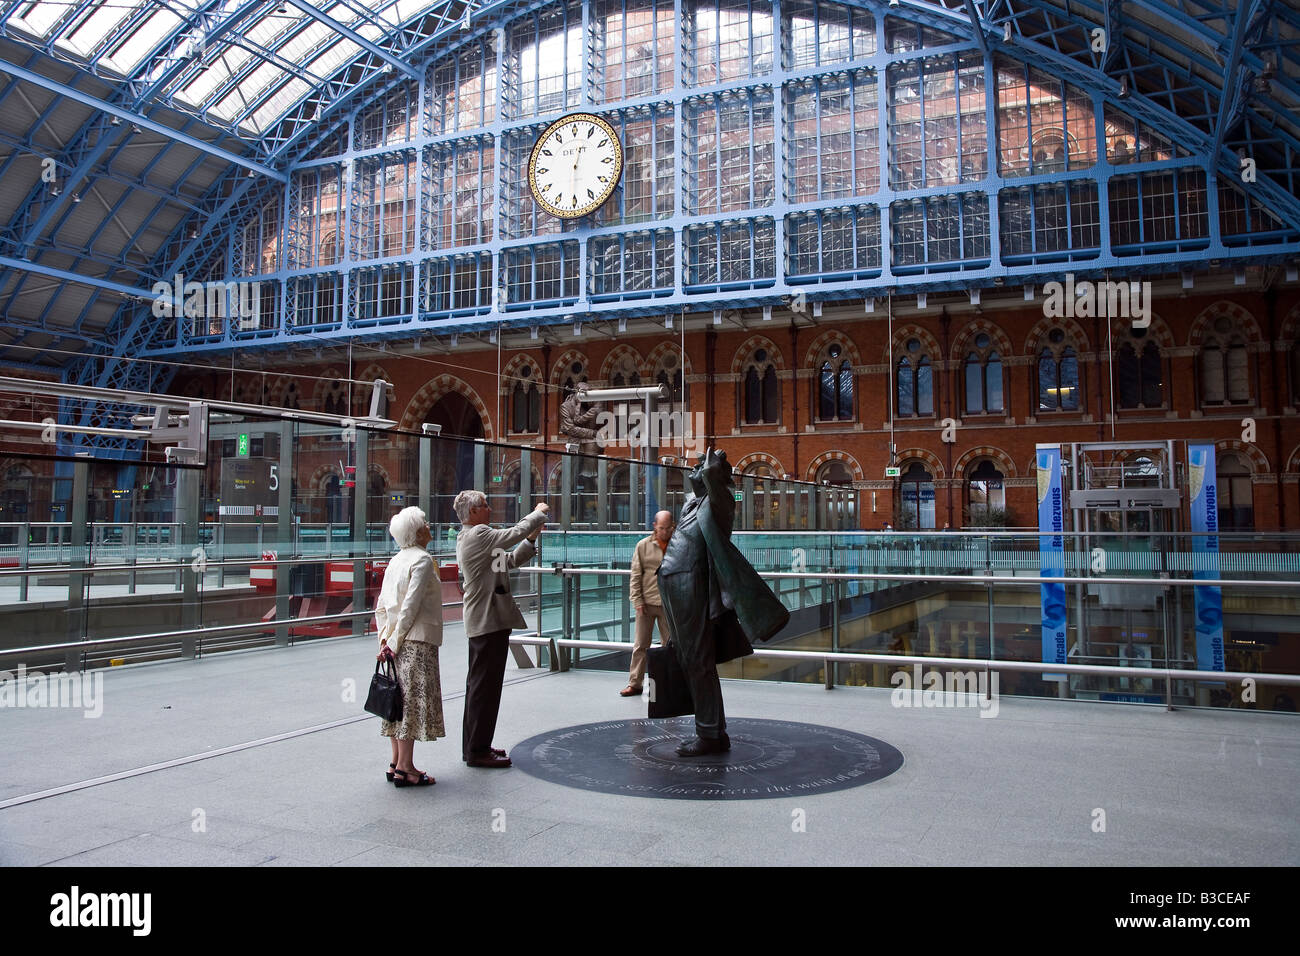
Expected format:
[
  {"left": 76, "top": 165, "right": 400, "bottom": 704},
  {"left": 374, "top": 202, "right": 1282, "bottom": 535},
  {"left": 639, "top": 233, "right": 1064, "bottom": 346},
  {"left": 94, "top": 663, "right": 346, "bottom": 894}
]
[
  {"left": 463, "top": 629, "right": 510, "bottom": 758},
  {"left": 682, "top": 636, "right": 726, "bottom": 740}
]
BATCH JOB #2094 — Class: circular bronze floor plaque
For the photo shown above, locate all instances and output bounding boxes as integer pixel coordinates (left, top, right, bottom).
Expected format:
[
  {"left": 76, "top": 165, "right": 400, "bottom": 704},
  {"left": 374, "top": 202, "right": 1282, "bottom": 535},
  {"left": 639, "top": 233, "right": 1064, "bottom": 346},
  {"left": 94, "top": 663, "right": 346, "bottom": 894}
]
[{"left": 510, "top": 717, "right": 903, "bottom": 800}]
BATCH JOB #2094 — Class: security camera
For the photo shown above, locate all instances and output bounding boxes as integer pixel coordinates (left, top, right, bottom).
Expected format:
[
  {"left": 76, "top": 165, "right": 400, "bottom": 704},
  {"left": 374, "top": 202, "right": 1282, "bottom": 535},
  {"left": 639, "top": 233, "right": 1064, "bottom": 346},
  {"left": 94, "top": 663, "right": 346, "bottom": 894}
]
[{"left": 421, "top": 423, "right": 442, "bottom": 436}]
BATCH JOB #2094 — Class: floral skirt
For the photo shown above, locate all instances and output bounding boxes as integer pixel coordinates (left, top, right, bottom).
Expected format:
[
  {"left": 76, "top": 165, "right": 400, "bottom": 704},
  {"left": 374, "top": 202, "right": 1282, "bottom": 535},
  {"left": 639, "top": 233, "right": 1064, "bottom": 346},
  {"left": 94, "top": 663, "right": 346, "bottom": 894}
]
[{"left": 381, "top": 643, "right": 446, "bottom": 742}]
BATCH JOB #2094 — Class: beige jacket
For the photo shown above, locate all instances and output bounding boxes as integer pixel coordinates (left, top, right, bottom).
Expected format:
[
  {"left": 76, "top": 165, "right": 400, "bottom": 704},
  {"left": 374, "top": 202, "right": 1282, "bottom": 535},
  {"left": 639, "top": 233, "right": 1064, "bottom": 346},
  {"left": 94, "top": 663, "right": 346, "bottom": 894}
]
[
  {"left": 456, "top": 507, "right": 547, "bottom": 638},
  {"left": 629, "top": 535, "right": 666, "bottom": 608},
  {"left": 375, "top": 546, "right": 443, "bottom": 656}
]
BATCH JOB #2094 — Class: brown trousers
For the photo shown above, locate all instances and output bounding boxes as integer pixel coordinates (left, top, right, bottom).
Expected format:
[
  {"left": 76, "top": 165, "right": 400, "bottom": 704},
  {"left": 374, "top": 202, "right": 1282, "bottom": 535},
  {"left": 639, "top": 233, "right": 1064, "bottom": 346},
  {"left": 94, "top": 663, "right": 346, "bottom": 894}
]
[{"left": 628, "top": 605, "right": 670, "bottom": 687}]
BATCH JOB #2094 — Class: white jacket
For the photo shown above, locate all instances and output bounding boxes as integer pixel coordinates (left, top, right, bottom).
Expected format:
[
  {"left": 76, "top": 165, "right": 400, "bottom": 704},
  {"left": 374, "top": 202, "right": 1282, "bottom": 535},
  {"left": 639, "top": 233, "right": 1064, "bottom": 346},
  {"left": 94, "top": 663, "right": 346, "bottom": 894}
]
[{"left": 375, "top": 546, "right": 443, "bottom": 656}]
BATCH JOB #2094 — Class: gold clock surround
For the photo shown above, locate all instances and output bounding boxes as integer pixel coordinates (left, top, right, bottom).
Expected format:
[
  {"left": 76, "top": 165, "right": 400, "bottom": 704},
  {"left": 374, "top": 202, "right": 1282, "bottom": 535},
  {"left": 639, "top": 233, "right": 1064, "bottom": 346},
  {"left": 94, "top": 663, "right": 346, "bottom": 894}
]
[{"left": 528, "top": 112, "right": 624, "bottom": 219}]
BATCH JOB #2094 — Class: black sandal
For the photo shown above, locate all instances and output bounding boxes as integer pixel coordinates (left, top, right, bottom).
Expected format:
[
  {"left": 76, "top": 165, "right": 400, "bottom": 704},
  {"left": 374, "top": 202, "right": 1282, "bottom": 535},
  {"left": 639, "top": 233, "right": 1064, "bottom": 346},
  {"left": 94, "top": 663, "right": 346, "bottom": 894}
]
[
  {"left": 385, "top": 763, "right": 396, "bottom": 782},
  {"left": 392, "top": 768, "right": 435, "bottom": 787}
]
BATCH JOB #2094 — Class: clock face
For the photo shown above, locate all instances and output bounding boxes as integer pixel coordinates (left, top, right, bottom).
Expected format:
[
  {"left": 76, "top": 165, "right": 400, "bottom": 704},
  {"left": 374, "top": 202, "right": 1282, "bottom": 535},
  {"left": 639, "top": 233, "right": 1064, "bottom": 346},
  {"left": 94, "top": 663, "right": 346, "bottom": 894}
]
[{"left": 528, "top": 113, "right": 623, "bottom": 219}]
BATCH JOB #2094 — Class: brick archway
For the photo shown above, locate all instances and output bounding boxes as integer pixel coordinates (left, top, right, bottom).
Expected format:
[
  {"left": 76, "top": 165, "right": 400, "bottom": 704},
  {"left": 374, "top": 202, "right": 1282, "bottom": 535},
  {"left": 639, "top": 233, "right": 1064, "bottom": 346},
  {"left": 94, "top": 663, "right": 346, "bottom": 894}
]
[
  {"left": 804, "top": 329, "right": 863, "bottom": 368},
  {"left": 645, "top": 341, "right": 692, "bottom": 377},
  {"left": 733, "top": 451, "right": 786, "bottom": 476},
  {"left": 953, "top": 446, "right": 1017, "bottom": 479},
  {"left": 549, "top": 349, "right": 591, "bottom": 388},
  {"left": 1285, "top": 444, "right": 1300, "bottom": 474},
  {"left": 1281, "top": 302, "right": 1300, "bottom": 344},
  {"left": 1108, "top": 313, "right": 1175, "bottom": 350},
  {"left": 731, "top": 335, "right": 786, "bottom": 374},
  {"left": 1025, "top": 315, "right": 1091, "bottom": 354},
  {"left": 895, "top": 447, "right": 944, "bottom": 479},
  {"left": 599, "top": 344, "right": 646, "bottom": 383},
  {"left": 949, "top": 320, "right": 1013, "bottom": 361},
  {"left": 1217, "top": 439, "right": 1269, "bottom": 474},
  {"left": 1189, "top": 301, "right": 1263, "bottom": 346},
  {"left": 888, "top": 325, "right": 941, "bottom": 363},
  {"left": 398, "top": 374, "right": 494, "bottom": 440},
  {"left": 805, "top": 450, "right": 864, "bottom": 482},
  {"left": 501, "top": 353, "right": 543, "bottom": 398}
]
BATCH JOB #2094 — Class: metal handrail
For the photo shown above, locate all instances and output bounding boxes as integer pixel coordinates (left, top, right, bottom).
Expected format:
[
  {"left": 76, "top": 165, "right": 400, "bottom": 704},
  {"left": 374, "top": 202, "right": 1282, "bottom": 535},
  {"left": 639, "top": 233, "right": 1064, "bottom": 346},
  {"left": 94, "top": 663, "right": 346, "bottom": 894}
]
[
  {"left": 547, "top": 638, "right": 1300, "bottom": 687},
  {"left": 517, "top": 564, "right": 1300, "bottom": 590}
]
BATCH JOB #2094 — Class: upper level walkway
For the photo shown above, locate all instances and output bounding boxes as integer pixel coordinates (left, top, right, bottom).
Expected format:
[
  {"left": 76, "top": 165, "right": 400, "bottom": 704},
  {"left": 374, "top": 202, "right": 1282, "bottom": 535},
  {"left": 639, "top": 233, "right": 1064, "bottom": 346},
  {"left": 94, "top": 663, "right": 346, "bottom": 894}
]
[{"left": 1, "top": 622, "right": 1295, "bottom": 867}]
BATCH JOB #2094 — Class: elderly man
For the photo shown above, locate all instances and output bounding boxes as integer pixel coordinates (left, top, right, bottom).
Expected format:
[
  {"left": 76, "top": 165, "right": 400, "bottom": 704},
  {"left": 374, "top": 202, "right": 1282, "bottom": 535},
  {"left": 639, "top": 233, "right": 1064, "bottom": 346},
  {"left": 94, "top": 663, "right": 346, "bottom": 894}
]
[
  {"left": 454, "top": 490, "right": 549, "bottom": 768},
  {"left": 620, "top": 510, "right": 675, "bottom": 697}
]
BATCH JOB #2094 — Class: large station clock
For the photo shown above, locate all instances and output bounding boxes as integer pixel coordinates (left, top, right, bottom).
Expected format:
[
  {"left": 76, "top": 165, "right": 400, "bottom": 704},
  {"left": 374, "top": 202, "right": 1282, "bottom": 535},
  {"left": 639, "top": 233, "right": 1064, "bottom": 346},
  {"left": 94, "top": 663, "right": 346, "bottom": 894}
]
[{"left": 528, "top": 113, "right": 624, "bottom": 219}]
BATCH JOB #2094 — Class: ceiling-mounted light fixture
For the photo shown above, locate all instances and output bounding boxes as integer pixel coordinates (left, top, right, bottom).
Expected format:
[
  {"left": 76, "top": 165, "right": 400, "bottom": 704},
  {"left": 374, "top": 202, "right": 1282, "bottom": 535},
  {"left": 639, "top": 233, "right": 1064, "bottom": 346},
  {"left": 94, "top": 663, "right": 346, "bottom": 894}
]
[
  {"left": 1118, "top": 76, "right": 1130, "bottom": 98},
  {"left": 109, "top": 115, "right": 121, "bottom": 126}
]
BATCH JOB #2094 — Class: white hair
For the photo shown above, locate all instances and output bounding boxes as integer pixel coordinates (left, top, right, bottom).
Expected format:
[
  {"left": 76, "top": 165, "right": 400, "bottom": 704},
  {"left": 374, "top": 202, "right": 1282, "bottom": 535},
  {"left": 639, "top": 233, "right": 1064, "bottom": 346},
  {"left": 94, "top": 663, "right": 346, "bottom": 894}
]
[
  {"left": 453, "top": 489, "right": 486, "bottom": 524},
  {"left": 389, "top": 506, "right": 428, "bottom": 549}
]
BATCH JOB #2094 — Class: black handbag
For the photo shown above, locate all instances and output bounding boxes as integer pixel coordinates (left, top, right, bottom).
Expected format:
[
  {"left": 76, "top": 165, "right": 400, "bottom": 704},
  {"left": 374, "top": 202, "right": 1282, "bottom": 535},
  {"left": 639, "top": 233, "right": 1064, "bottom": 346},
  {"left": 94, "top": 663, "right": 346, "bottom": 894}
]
[
  {"left": 364, "top": 657, "right": 403, "bottom": 722},
  {"left": 647, "top": 644, "right": 694, "bottom": 719}
]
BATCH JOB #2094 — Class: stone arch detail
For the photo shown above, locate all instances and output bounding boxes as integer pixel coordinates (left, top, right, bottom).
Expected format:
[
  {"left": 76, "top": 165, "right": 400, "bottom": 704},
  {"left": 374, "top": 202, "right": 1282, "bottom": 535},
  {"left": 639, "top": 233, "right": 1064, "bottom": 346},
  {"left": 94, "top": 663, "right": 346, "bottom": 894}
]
[
  {"left": 599, "top": 344, "right": 646, "bottom": 383},
  {"left": 731, "top": 335, "right": 786, "bottom": 374},
  {"left": 732, "top": 451, "right": 786, "bottom": 476},
  {"left": 805, "top": 450, "right": 865, "bottom": 482},
  {"left": 949, "top": 319, "right": 1014, "bottom": 361},
  {"left": 312, "top": 368, "right": 349, "bottom": 410},
  {"left": 308, "top": 463, "right": 342, "bottom": 493},
  {"left": 1108, "top": 312, "right": 1175, "bottom": 350},
  {"left": 549, "top": 349, "right": 591, "bottom": 388},
  {"left": 1217, "top": 439, "right": 1269, "bottom": 474},
  {"left": 888, "top": 325, "right": 942, "bottom": 364},
  {"left": 1280, "top": 302, "right": 1300, "bottom": 345},
  {"left": 398, "top": 374, "right": 494, "bottom": 440},
  {"left": 1189, "top": 301, "right": 1263, "bottom": 346},
  {"left": 1285, "top": 444, "right": 1300, "bottom": 474},
  {"left": 953, "top": 446, "right": 1018, "bottom": 480},
  {"left": 1024, "top": 315, "right": 1091, "bottom": 354},
  {"left": 895, "top": 447, "right": 945, "bottom": 479},
  {"left": 804, "top": 329, "right": 863, "bottom": 368},
  {"left": 645, "top": 341, "right": 693, "bottom": 377},
  {"left": 501, "top": 353, "right": 544, "bottom": 396}
]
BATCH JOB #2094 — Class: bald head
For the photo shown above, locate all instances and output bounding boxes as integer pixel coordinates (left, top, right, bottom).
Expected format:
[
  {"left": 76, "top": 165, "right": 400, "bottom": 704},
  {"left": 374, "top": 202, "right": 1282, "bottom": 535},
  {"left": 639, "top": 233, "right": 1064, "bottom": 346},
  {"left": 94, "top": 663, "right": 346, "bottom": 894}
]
[{"left": 653, "top": 510, "right": 675, "bottom": 543}]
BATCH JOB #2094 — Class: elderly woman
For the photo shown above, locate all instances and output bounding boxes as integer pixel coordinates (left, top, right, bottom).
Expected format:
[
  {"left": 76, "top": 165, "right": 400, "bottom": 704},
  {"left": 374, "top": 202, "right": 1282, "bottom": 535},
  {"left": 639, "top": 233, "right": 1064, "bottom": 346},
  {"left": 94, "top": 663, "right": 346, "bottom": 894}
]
[{"left": 375, "top": 506, "right": 445, "bottom": 787}]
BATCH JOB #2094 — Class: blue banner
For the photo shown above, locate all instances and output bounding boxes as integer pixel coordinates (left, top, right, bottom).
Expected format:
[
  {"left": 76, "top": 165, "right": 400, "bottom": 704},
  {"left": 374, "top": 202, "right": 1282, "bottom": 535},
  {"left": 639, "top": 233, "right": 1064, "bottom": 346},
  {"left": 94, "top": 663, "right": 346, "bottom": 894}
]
[
  {"left": 1188, "top": 443, "right": 1225, "bottom": 672},
  {"left": 1037, "top": 445, "right": 1067, "bottom": 675}
]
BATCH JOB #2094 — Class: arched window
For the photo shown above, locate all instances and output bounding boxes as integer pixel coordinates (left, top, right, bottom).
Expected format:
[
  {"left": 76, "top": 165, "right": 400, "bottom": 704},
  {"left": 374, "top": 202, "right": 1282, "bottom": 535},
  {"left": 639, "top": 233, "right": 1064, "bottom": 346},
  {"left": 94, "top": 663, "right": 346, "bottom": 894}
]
[
  {"left": 966, "top": 459, "right": 1005, "bottom": 524},
  {"left": 816, "top": 460, "right": 854, "bottom": 485},
  {"left": 510, "top": 364, "right": 541, "bottom": 434},
  {"left": 742, "top": 347, "right": 780, "bottom": 424},
  {"left": 1217, "top": 453, "right": 1253, "bottom": 531},
  {"left": 561, "top": 360, "right": 588, "bottom": 398},
  {"left": 1199, "top": 317, "right": 1250, "bottom": 405},
  {"left": 1116, "top": 330, "right": 1163, "bottom": 408},
  {"left": 608, "top": 352, "right": 641, "bottom": 388},
  {"left": 896, "top": 338, "right": 933, "bottom": 417},
  {"left": 1038, "top": 328, "right": 1080, "bottom": 411},
  {"left": 817, "top": 345, "right": 854, "bottom": 421},
  {"left": 322, "top": 381, "right": 345, "bottom": 416},
  {"left": 1290, "top": 341, "right": 1300, "bottom": 406},
  {"left": 963, "top": 332, "right": 1004, "bottom": 414},
  {"left": 743, "top": 462, "right": 780, "bottom": 529},
  {"left": 654, "top": 352, "right": 684, "bottom": 403},
  {"left": 899, "top": 461, "right": 935, "bottom": 529}
]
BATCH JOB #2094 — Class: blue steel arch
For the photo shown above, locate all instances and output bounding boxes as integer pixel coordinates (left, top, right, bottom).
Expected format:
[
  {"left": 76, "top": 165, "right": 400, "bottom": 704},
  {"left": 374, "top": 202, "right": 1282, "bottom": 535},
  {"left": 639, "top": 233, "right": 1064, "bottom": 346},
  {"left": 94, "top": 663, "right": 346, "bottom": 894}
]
[
  {"left": 116, "top": 0, "right": 1300, "bottom": 371},
  {"left": 0, "top": 0, "right": 1293, "bottom": 447}
]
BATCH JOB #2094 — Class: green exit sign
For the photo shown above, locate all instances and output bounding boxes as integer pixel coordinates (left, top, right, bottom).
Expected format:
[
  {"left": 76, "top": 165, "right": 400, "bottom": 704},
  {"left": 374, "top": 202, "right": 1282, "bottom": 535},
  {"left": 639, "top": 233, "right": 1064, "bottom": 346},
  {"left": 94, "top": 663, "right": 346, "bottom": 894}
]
[
  {"left": 237, "top": 433, "right": 250, "bottom": 458},
  {"left": 733, "top": 492, "right": 743, "bottom": 501},
  {"left": 885, "top": 466, "right": 901, "bottom": 478},
  {"left": 491, "top": 475, "right": 503, "bottom": 483}
]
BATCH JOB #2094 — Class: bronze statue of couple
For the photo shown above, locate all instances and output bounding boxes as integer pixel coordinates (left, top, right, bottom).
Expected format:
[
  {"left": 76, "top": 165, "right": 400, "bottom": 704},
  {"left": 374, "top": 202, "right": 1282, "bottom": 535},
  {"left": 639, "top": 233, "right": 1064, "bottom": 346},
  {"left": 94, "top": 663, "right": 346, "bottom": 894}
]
[{"left": 650, "top": 447, "right": 790, "bottom": 756}]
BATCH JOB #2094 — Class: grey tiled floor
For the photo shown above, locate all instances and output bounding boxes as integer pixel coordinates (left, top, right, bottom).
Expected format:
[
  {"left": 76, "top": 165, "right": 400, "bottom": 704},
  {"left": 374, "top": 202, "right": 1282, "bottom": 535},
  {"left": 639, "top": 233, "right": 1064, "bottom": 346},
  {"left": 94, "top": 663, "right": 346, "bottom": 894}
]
[{"left": 1, "top": 624, "right": 1296, "bottom": 866}]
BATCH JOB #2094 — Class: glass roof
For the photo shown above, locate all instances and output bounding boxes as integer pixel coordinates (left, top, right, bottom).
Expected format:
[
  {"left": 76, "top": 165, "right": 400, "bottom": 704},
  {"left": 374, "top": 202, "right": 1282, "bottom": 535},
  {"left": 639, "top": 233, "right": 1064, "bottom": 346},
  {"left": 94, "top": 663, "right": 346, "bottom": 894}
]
[{"left": 0, "top": 0, "right": 459, "bottom": 135}]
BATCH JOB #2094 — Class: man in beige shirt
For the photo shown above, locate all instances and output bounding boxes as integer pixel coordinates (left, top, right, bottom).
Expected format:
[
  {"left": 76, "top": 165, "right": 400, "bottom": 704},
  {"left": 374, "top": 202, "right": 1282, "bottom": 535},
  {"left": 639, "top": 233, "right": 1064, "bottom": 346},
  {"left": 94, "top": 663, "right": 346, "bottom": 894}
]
[{"left": 620, "top": 510, "right": 675, "bottom": 696}]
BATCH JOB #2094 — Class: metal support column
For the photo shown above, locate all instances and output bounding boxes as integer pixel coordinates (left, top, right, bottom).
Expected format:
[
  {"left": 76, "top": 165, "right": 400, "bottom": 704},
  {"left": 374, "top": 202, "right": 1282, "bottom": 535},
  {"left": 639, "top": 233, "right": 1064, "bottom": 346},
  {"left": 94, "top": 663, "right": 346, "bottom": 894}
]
[
  {"left": 596, "top": 456, "right": 608, "bottom": 528},
  {"left": 560, "top": 455, "right": 574, "bottom": 529},
  {"left": 352, "top": 428, "right": 369, "bottom": 637},
  {"left": 177, "top": 465, "right": 202, "bottom": 658},
  {"left": 275, "top": 421, "right": 294, "bottom": 647},
  {"left": 64, "top": 459, "right": 89, "bottom": 673},
  {"left": 418, "top": 432, "right": 432, "bottom": 520}
]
